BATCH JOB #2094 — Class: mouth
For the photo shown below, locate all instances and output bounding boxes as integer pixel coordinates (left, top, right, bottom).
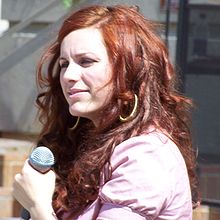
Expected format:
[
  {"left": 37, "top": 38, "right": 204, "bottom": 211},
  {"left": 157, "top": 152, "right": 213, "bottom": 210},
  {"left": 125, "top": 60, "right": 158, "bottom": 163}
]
[{"left": 68, "top": 88, "right": 89, "bottom": 96}]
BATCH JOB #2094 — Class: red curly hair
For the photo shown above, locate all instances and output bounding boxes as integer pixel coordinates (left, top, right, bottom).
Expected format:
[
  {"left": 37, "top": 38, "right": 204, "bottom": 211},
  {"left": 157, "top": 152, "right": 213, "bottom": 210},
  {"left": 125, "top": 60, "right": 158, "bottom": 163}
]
[{"left": 36, "top": 5, "right": 200, "bottom": 219}]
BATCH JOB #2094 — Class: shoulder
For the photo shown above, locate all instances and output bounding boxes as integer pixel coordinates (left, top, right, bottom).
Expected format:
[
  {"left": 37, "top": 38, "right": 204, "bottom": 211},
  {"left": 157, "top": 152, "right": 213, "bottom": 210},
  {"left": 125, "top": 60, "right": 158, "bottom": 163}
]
[
  {"left": 110, "top": 129, "right": 186, "bottom": 173},
  {"left": 99, "top": 129, "right": 192, "bottom": 218}
]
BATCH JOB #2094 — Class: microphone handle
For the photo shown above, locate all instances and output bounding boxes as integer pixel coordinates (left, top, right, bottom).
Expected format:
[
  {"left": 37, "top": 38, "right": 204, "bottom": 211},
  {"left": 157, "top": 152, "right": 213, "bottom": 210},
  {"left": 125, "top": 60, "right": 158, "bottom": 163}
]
[{"left": 20, "top": 208, "right": 31, "bottom": 220}]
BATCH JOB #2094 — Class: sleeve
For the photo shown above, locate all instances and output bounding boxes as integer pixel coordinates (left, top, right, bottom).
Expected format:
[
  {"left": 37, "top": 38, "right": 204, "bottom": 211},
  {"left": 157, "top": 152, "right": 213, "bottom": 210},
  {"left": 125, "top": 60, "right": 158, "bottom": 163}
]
[{"left": 97, "top": 134, "right": 173, "bottom": 219}]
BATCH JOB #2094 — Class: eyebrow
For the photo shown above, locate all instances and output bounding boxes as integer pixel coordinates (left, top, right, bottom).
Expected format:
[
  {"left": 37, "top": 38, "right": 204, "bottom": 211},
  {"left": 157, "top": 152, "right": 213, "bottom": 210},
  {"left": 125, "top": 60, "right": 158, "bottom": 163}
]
[{"left": 59, "top": 52, "right": 99, "bottom": 60}]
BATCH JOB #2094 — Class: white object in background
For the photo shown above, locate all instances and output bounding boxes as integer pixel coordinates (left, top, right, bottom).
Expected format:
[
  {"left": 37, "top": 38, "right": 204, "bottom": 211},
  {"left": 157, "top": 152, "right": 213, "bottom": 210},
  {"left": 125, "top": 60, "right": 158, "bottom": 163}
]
[
  {"left": 0, "top": 19, "right": 9, "bottom": 36},
  {"left": 0, "top": 0, "right": 9, "bottom": 36}
]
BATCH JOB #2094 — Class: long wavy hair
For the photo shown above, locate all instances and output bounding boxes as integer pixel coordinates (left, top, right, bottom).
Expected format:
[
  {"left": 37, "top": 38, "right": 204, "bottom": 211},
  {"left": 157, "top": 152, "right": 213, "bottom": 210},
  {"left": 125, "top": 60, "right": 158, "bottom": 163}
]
[{"left": 36, "top": 5, "right": 200, "bottom": 219}]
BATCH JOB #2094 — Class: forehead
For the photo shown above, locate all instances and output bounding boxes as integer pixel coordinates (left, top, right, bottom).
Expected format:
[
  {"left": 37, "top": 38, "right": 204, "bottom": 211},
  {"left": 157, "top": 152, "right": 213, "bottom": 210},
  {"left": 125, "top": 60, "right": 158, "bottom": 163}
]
[{"left": 60, "top": 27, "right": 107, "bottom": 56}]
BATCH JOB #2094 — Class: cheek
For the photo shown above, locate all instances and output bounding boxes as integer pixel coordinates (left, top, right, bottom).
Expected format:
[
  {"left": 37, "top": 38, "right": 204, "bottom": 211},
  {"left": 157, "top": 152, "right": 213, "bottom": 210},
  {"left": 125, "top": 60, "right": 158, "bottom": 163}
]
[
  {"left": 83, "top": 65, "right": 112, "bottom": 88},
  {"left": 98, "top": 84, "right": 113, "bottom": 105}
]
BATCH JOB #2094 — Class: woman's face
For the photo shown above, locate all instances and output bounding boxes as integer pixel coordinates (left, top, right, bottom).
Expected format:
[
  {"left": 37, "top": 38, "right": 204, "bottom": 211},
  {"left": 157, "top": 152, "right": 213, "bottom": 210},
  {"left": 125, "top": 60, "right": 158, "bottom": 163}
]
[{"left": 59, "top": 27, "right": 113, "bottom": 126}]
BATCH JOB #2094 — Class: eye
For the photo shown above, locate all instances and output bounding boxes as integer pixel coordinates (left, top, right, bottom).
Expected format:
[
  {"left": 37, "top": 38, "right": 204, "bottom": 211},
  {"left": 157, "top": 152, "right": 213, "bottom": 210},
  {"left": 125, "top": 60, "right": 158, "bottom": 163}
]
[
  {"left": 79, "top": 58, "right": 96, "bottom": 67},
  {"left": 59, "top": 60, "right": 69, "bottom": 69}
]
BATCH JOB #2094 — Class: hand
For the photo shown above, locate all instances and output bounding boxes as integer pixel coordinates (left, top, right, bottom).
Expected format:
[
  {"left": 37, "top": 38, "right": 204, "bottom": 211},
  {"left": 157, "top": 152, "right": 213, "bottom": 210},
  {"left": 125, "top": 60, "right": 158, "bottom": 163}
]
[{"left": 12, "top": 160, "right": 56, "bottom": 213}]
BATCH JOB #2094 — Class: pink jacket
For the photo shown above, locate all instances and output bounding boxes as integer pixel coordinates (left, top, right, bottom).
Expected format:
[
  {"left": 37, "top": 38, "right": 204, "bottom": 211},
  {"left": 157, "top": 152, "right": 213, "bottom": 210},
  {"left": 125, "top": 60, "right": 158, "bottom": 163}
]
[{"left": 74, "top": 129, "right": 192, "bottom": 219}]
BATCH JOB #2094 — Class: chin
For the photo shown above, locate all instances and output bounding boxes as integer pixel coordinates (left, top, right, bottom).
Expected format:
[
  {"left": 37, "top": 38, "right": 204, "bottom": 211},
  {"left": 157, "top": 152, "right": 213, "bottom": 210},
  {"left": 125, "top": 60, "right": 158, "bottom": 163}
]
[{"left": 69, "top": 107, "right": 86, "bottom": 118}]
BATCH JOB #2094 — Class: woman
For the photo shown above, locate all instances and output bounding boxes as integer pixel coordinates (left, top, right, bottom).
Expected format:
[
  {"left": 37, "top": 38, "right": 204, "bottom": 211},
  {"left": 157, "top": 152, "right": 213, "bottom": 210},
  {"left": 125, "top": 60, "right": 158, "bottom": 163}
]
[{"left": 13, "top": 5, "right": 200, "bottom": 220}]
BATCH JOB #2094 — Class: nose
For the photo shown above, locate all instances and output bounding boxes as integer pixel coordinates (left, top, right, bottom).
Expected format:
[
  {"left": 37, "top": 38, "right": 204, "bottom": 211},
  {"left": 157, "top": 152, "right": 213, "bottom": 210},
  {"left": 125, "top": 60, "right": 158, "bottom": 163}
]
[{"left": 62, "top": 62, "right": 82, "bottom": 82}]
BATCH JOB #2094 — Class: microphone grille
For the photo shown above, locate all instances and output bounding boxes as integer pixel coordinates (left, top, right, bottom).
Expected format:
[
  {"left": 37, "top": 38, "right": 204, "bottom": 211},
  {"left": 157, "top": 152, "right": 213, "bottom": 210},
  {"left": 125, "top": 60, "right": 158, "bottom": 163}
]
[{"left": 29, "top": 146, "right": 55, "bottom": 173}]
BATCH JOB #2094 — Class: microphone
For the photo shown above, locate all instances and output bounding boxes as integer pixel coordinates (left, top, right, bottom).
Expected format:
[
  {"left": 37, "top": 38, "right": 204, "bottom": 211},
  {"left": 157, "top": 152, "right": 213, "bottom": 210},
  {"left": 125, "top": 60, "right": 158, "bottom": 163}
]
[{"left": 20, "top": 146, "right": 55, "bottom": 220}]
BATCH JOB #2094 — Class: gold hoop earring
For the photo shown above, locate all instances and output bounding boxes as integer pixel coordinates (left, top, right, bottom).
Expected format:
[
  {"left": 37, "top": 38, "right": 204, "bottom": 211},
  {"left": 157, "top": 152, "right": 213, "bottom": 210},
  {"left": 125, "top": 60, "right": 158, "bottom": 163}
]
[
  {"left": 70, "top": 117, "right": 80, "bottom": 130},
  {"left": 119, "top": 94, "right": 138, "bottom": 122}
]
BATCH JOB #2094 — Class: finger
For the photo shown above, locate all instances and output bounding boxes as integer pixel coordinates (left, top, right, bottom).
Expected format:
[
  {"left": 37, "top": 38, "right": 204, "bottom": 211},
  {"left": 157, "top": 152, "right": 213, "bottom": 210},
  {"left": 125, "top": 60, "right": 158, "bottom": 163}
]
[
  {"left": 12, "top": 173, "right": 33, "bottom": 210},
  {"left": 12, "top": 174, "right": 23, "bottom": 202},
  {"left": 13, "top": 173, "right": 22, "bottom": 191},
  {"left": 14, "top": 173, "right": 22, "bottom": 182},
  {"left": 12, "top": 173, "right": 23, "bottom": 194},
  {"left": 21, "top": 159, "right": 34, "bottom": 174},
  {"left": 47, "top": 169, "right": 56, "bottom": 179}
]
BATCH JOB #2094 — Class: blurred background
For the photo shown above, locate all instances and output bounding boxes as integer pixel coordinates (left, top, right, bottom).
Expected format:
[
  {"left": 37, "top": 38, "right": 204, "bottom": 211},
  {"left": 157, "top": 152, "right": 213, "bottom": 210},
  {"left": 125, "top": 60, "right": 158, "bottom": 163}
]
[{"left": 0, "top": 0, "right": 219, "bottom": 219}]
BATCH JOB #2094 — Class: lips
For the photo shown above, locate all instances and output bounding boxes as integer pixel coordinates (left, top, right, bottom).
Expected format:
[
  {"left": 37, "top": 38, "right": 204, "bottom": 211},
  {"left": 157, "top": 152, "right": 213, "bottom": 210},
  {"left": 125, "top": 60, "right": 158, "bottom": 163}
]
[{"left": 68, "top": 88, "right": 89, "bottom": 96}]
